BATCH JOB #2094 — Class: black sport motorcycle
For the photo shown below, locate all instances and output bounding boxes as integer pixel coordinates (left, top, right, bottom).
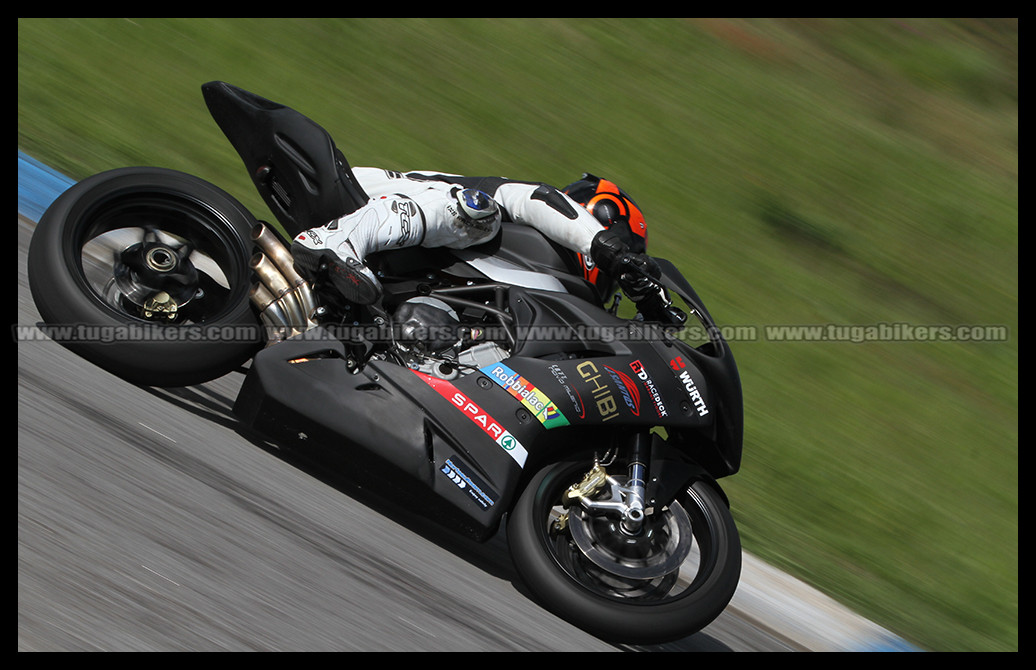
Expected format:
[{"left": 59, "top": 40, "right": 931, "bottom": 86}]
[{"left": 27, "top": 82, "right": 744, "bottom": 644}]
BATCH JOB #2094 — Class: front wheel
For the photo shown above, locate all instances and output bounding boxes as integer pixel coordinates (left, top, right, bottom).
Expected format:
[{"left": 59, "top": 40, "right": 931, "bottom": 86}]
[
  {"left": 28, "top": 167, "right": 263, "bottom": 386},
  {"left": 507, "top": 458, "right": 741, "bottom": 644}
]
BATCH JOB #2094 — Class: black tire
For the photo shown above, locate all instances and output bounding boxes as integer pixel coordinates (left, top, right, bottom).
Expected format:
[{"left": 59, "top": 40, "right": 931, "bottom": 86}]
[
  {"left": 507, "top": 458, "right": 741, "bottom": 644},
  {"left": 28, "top": 167, "right": 263, "bottom": 387}
]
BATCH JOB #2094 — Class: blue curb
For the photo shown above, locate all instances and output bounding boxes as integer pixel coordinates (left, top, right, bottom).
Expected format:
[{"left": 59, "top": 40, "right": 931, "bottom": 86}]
[{"left": 18, "top": 151, "right": 74, "bottom": 221}]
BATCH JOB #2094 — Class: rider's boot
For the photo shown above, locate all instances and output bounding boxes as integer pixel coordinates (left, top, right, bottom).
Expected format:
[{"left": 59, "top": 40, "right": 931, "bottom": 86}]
[
  {"left": 291, "top": 195, "right": 430, "bottom": 305},
  {"left": 291, "top": 216, "right": 383, "bottom": 306}
]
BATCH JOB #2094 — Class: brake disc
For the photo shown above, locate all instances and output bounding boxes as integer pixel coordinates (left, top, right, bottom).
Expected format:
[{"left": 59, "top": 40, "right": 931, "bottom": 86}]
[{"left": 567, "top": 500, "right": 694, "bottom": 580}]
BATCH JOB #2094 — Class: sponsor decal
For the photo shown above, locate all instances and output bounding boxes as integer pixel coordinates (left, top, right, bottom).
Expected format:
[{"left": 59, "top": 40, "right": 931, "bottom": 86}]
[
  {"left": 669, "top": 356, "right": 709, "bottom": 417},
  {"left": 414, "top": 371, "right": 528, "bottom": 467},
  {"left": 440, "top": 456, "right": 497, "bottom": 509},
  {"left": 481, "top": 363, "right": 570, "bottom": 429},
  {"left": 389, "top": 198, "right": 420, "bottom": 247},
  {"left": 576, "top": 361, "right": 619, "bottom": 422},
  {"left": 578, "top": 252, "right": 599, "bottom": 284},
  {"left": 630, "top": 360, "right": 668, "bottom": 418},
  {"left": 296, "top": 229, "right": 321, "bottom": 245},
  {"left": 548, "top": 364, "right": 586, "bottom": 419},
  {"left": 602, "top": 364, "right": 641, "bottom": 416}
]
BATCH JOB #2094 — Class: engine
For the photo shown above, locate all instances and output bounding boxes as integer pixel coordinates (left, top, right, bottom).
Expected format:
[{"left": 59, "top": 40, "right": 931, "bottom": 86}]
[
  {"left": 247, "top": 224, "right": 512, "bottom": 377},
  {"left": 391, "top": 296, "right": 510, "bottom": 380},
  {"left": 394, "top": 296, "right": 462, "bottom": 352}
]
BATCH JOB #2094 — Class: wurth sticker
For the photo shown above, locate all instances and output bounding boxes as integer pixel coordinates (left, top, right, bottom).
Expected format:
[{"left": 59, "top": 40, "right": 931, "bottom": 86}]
[
  {"left": 668, "top": 356, "right": 709, "bottom": 417},
  {"left": 414, "top": 371, "right": 528, "bottom": 467}
]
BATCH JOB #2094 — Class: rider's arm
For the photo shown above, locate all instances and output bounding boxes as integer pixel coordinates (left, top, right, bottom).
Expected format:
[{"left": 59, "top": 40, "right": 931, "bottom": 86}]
[
  {"left": 353, "top": 168, "right": 604, "bottom": 254},
  {"left": 491, "top": 181, "right": 604, "bottom": 255}
]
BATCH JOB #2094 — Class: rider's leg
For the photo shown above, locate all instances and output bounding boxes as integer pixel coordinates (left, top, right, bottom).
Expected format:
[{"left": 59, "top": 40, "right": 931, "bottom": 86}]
[{"left": 291, "top": 189, "right": 500, "bottom": 305}]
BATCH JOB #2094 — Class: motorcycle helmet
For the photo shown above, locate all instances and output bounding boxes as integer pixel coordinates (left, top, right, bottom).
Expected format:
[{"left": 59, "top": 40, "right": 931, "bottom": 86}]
[
  {"left": 449, "top": 187, "right": 502, "bottom": 245},
  {"left": 563, "top": 173, "right": 648, "bottom": 297},
  {"left": 456, "top": 188, "right": 501, "bottom": 226}
]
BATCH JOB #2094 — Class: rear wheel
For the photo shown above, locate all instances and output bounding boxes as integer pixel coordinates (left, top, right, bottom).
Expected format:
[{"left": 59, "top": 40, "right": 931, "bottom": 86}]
[
  {"left": 28, "top": 167, "right": 263, "bottom": 386},
  {"left": 507, "top": 457, "right": 741, "bottom": 644}
]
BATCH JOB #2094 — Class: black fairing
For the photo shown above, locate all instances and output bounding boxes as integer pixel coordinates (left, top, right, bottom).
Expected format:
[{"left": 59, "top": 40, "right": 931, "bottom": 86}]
[
  {"left": 202, "top": 81, "right": 369, "bottom": 238},
  {"left": 500, "top": 284, "right": 742, "bottom": 478},
  {"left": 653, "top": 258, "right": 744, "bottom": 477},
  {"left": 233, "top": 274, "right": 742, "bottom": 540},
  {"left": 233, "top": 327, "right": 544, "bottom": 541}
]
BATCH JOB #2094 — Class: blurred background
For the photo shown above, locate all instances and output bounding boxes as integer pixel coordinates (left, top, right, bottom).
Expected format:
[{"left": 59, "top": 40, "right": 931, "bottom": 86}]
[{"left": 18, "top": 18, "right": 1017, "bottom": 651}]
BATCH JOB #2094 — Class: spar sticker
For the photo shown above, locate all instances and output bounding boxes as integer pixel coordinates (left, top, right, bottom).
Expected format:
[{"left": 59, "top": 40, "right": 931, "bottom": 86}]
[
  {"left": 480, "top": 362, "right": 570, "bottom": 429},
  {"left": 414, "top": 371, "right": 529, "bottom": 467}
]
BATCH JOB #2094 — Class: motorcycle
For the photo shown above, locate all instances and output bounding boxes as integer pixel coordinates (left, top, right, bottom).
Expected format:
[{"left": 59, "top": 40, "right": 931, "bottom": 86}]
[{"left": 27, "top": 81, "right": 744, "bottom": 644}]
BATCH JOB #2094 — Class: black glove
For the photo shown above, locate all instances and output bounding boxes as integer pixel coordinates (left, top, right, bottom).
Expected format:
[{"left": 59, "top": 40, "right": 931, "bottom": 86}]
[
  {"left": 591, "top": 229, "right": 660, "bottom": 296},
  {"left": 590, "top": 230, "right": 685, "bottom": 324}
]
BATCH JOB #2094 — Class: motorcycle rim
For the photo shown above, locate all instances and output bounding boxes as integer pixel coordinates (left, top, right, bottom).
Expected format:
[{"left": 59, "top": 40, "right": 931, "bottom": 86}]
[
  {"left": 508, "top": 457, "right": 741, "bottom": 644},
  {"left": 28, "top": 167, "right": 263, "bottom": 386}
]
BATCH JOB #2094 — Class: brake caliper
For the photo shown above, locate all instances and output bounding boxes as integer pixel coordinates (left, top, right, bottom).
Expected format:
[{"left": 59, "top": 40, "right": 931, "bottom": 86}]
[
  {"left": 554, "top": 463, "right": 609, "bottom": 533},
  {"left": 563, "top": 462, "right": 609, "bottom": 507}
]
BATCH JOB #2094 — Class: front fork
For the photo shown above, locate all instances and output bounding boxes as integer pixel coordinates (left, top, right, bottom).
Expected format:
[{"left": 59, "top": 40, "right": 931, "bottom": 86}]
[{"left": 560, "top": 432, "right": 651, "bottom": 535}]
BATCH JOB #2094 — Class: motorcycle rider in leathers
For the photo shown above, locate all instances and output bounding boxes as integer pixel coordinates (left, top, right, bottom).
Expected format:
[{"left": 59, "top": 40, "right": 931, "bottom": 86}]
[{"left": 291, "top": 168, "right": 678, "bottom": 321}]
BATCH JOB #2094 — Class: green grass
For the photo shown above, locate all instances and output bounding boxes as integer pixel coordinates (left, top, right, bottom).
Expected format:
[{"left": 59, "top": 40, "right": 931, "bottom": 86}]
[{"left": 18, "top": 18, "right": 1017, "bottom": 651}]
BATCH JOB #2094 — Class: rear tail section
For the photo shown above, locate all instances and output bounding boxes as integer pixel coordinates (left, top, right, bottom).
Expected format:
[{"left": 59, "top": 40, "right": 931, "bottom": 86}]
[{"left": 202, "top": 81, "right": 369, "bottom": 238}]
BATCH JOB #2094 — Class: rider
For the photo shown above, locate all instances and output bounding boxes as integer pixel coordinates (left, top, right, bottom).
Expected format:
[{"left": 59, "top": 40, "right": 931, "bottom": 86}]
[{"left": 290, "top": 169, "right": 675, "bottom": 319}]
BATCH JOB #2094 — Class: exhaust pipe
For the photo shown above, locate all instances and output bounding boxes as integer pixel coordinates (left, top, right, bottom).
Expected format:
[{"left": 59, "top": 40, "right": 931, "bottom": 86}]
[
  {"left": 252, "top": 224, "right": 319, "bottom": 319},
  {"left": 248, "top": 223, "right": 319, "bottom": 341},
  {"left": 249, "top": 282, "right": 295, "bottom": 342}
]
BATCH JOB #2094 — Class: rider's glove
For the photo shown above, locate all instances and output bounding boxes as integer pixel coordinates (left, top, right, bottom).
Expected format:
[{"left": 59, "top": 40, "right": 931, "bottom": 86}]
[
  {"left": 590, "top": 230, "right": 685, "bottom": 325},
  {"left": 591, "top": 229, "right": 662, "bottom": 301},
  {"left": 591, "top": 230, "right": 658, "bottom": 280}
]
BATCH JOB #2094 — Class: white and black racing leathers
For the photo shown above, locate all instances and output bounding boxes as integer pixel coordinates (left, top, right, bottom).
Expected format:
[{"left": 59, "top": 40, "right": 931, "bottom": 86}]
[{"left": 290, "top": 168, "right": 607, "bottom": 304}]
